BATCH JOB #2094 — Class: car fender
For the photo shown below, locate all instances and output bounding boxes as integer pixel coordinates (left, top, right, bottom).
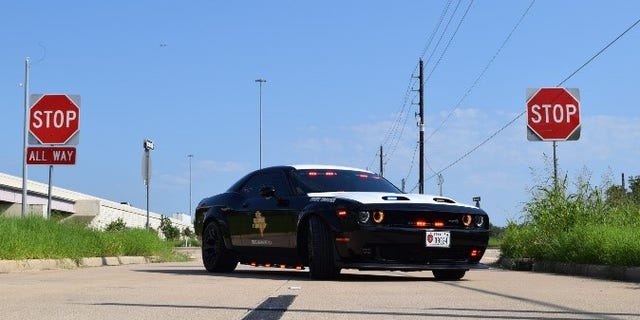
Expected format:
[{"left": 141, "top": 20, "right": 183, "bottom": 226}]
[
  {"left": 295, "top": 202, "right": 345, "bottom": 258},
  {"left": 200, "top": 206, "right": 234, "bottom": 250}
]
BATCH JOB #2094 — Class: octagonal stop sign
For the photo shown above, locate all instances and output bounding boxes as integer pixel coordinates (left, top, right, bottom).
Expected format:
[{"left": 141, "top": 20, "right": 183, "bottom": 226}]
[
  {"left": 29, "top": 94, "right": 81, "bottom": 145},
  {"left": 526, "top": 88, "right": 580, "bottom": 141}
]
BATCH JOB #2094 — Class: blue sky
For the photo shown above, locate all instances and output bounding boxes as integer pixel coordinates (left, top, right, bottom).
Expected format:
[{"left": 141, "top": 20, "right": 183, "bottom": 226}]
[{"left": 2, "top": 1, "right": 639, "bottom": 226}]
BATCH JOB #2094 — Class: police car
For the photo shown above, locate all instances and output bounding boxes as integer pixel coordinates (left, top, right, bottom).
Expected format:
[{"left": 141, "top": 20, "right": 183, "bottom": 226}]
[{"left": 195, "top": 165, "right": 490, "bottom": 280}]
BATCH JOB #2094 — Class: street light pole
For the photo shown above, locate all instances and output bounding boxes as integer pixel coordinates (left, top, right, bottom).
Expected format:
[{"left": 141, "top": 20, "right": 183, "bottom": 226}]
[
  {"left": 143, "top": 139, "right": 155, "bottom": 230},
  {"left": 255, "top": 78, "right": 266, "bottom": 169},
  {"left": 187, "top": 154, "right": 193, "bottom": 221}
]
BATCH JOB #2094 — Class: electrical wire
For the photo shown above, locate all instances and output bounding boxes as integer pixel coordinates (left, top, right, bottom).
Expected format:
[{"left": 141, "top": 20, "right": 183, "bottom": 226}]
[
  {"left": 422, "top": 0, "right": 462, "bottom": 69},
  {"left": 403, "top": 140, "right": 420, "bottom": 181},
  {"left": 424, "top": 0, "right": 474, "bottom": 83},
  {"left": 427, "top": 0, "right": 534, "bottom": 142},
  {"left": 426, "top": 15, "right": 640, "bottom": 181},
  {"left": 367, "top": 73, "right": 417, "bottom": 170},
  {"left": 369, "top": 0, "right": 455, "bottom": 171},
  {"left": 420, "top": 0, "right": 454, "bottom": 59}
]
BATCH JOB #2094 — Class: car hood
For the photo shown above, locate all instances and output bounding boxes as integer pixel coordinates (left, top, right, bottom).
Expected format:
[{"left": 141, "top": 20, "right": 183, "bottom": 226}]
[{"left": 307, "top": 191, "right": 476, "bottom": 208}]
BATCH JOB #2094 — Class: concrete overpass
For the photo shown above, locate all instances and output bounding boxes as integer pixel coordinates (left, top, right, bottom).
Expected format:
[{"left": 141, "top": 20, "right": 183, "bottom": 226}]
[{"left": 0, "top": 172, "right": 191, "bottom": 232}]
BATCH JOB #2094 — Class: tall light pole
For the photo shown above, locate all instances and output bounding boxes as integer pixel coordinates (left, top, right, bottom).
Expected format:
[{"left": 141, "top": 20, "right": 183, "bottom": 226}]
[
  {"left": 187, "top": 154, "right": 193, "bottom": 221},
  {"left": 255, "top": 78, "right": 266, "bottom": 169},
  {"left": 143, "top": 139, "right": 154, "bottom": 230}
]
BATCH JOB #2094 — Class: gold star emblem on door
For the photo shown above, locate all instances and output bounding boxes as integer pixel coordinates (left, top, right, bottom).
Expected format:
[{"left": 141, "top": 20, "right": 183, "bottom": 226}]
[{"left": 252, "top": 211, "right": 267, "bottom": 237}]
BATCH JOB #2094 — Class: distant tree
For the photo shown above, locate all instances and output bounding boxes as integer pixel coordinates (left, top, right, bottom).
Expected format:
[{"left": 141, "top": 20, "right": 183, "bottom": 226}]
[
  {"left": 182, "top": 226, "right": 194, "bottom": 239},
  {"left": 489, "top": 223, "right": 505, "bottom": 239},
  {"left": 629, "top": 175, "right": 640, "bottom": 204},
  {"left": 604, "top": 175, "right": 640, "bottom": 206},
  {"left": 605, "top": 185, "right": 627, "bottom": 206},
  {"left": 159, "top": 216, "right": 180, "bottom": 240}
]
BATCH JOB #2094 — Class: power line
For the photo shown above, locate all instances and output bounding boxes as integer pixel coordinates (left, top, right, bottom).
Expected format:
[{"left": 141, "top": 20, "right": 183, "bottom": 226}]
[
  {"left": 426, "top": 0, "right": 535, "bottom": 142},
  {"left": 424, "top": 0, "right": 475, "bottom": 83},
  {"left": 426, "top": 15, "right": 640, "bottom": 181},
  {"left": 367, "top": 73, "right": 418, "bottom": 170},
  {"left": 369, "top": 1, "right": 456, "bottom": 170},
  {"left": 420, "top": 0, "right": 454, "bottom": 59},
  {"left": 403, "top": 140, "right": 420, "bottom": 182},
  {"left": 422, "top": 0, "right": 463, "bottom": 69}
]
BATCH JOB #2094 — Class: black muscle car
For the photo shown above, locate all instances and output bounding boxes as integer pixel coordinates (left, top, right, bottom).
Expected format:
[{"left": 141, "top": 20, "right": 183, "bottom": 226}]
[{"left": 195, "top": 165, "right": 490, "bottom": 280}]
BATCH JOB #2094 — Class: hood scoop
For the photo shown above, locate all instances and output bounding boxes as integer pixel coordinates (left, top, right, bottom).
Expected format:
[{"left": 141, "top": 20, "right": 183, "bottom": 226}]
[
  {"left": 382, "top": 195, "right": 410, "bottom": 201},
  {"left": 433, "top": 197, "right": 456, "bottom": 204}
]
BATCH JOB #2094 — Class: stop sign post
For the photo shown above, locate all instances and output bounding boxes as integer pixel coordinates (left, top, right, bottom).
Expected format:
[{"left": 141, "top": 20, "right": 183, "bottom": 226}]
[
  {"left": 526, "top": 88, "right": 580, "bottom": 141},
  {"left": 29, "top": 94, "right": 80, "bottom": 145}
]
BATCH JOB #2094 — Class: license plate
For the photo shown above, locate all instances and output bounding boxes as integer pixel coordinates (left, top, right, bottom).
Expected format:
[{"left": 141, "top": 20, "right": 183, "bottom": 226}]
[{"left": 425, "top": 231, "right": 450, "bottom": 248}]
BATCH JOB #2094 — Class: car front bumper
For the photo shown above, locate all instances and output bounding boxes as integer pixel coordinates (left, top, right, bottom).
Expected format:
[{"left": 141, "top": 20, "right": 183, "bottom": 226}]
[{"left": 334, "top": 226, "right": 490, "bottom": 271}]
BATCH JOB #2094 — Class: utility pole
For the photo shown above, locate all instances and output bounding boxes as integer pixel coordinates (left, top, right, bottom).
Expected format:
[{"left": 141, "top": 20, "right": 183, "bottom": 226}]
[
  {"left": 379, "top": 145, "right": 383, "bottom": 177},
  {"left": 418, "top": 59, "right": 425, "bottom": 194}
]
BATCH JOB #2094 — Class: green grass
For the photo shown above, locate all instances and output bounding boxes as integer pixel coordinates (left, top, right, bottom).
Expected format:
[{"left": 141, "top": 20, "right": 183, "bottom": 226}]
[
  {"left": 0, "top": 216, "right": 188, "bottom": 262},
  {"left": 501, "top": 173, "right": 640, "bottom": 267},
  {"left": 488, "top": 237, "right": 502, "bottom": 248}
]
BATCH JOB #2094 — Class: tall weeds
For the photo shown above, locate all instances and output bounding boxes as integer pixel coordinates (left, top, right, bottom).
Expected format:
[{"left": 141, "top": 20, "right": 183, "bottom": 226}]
[{"left": 501, "top": 168, "right": 640, "bottom": 266}]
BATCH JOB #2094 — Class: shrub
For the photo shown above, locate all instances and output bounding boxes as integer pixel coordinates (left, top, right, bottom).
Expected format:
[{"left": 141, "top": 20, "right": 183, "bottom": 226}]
[
  {"left": 105, "top": 218, "right": 127, "bottom": 232},
  {"left": 159, "top": 216, "right": 180, "bottom": 241}
]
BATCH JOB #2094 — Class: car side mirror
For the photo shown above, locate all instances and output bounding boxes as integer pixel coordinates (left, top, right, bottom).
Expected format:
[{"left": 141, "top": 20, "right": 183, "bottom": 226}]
[{"left": 259, "top": 186, "right": 277, "bottom": 199}]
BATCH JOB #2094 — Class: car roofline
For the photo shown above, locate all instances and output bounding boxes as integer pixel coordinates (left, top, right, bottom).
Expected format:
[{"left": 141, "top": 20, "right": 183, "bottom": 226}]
[{"left": 290, "top": 164, "right": 374, "bottom": 173}]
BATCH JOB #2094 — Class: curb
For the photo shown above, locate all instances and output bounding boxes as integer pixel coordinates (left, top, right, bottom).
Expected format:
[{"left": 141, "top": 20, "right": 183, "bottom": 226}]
[
  {"left": 0, "top": 256, "right": 153, "bottom": 274},
  {"left": 499, "top": 257, "right": 640, "bottom": 283},
  {"left": 0, "top": 248, "right": 198, "bottom": 274}
]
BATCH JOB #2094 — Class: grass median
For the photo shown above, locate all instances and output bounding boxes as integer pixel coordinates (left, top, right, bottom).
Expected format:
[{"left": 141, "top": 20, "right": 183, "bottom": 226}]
[{"left": 0, "top": 216, "right": 188, "bottom": 262}]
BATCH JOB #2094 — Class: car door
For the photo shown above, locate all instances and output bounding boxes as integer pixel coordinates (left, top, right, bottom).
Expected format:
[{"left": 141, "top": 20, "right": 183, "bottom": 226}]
[{"left": 235, "top": 171, "right": 298, "bottom": 254}]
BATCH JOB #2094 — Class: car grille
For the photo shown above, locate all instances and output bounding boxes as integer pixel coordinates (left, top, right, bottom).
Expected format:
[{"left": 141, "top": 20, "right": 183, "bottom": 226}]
[{"left": 379, "top": 211, "right": 466, "bottom": 229}]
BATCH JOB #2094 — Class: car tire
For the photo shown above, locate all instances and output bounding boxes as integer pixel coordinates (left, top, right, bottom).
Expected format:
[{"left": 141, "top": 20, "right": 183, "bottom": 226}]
[
  {"left": 432, "top": 269, "right": 466, "bottom": 280},
  {"left": 202, "top": 222, "right": 237, "bottom": 273},
  {"left": 308, "top": 216, "right": 340, "bottom": 279}
]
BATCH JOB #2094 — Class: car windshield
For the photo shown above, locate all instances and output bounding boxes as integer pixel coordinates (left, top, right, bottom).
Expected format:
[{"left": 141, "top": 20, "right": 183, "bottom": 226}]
[{"left": 292, "top": 169, "right": 402, "bottom": 193}]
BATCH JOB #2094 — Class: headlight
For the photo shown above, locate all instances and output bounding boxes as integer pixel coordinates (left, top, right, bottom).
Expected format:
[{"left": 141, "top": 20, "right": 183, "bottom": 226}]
[
  {"left": 462, "top": 214, "right": 472, "bottom": 227},
  {"left": 474, "top": 215, "right": 485, "bottom": 228},
  {"left": 358, "top": 211, "right": 371, "bottom": 224},
  {"left": 372, "top": 210, "right": 384, "bottom": 224}
]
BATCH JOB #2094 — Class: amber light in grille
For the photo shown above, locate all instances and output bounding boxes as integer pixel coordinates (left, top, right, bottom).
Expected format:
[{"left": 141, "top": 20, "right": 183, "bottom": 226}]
[
  {"left": 462, "top": 214, "right": 473, "bottom": 227},
  {"left": 372, "top": 210, "right": 384, "bottom": 223},
  {"left": 416, "top": 220, "right": 427, "bottom": 227},
  {"left": 470, "top": 249, "right": 483, "bottom": 258}
]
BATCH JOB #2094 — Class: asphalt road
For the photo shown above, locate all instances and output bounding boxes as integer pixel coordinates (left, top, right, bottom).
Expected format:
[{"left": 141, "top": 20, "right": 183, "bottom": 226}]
[{"left": 1, "top": 258, "right": 639, "bottom": 320}]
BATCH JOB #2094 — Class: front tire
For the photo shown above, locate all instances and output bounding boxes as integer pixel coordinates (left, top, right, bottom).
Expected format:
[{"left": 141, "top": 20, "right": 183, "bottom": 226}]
[
  {"left": 307, "top": 216, "right": 340, "bottom": 279},
  {"left": 432, "top": 269, "right": 466, "bottom": 280},
  {"left": 202, "top": 222, "right": 237, "bottom": 273}
]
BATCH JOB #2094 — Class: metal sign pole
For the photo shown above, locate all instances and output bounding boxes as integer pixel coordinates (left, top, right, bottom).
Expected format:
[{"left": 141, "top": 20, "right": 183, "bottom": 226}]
[
  {"left": 21, "top": 57, "right": 30, "bottom": 217},
  {"left": 47, "top": 165, "right": 53, "bottom": 219}
]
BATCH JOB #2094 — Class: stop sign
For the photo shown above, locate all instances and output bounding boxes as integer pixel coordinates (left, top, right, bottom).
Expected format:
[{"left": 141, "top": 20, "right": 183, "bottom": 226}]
[
  {"left": 526, "top": 88, "right": 580, "bottom": 141},
  {"left": 29, "top": 94, "right": 80, "bottom": 145}
]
